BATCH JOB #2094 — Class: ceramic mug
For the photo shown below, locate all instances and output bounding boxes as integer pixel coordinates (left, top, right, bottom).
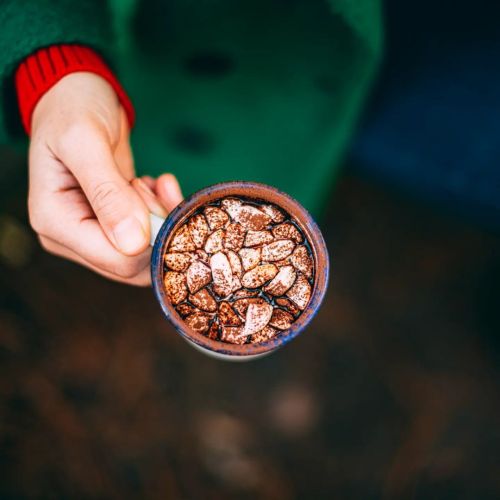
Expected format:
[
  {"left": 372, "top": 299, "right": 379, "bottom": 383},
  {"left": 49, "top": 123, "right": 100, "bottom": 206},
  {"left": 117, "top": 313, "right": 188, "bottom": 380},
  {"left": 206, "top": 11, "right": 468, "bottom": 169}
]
[{"left": 149, "top": 181, "right": 329, "bottom": 361}]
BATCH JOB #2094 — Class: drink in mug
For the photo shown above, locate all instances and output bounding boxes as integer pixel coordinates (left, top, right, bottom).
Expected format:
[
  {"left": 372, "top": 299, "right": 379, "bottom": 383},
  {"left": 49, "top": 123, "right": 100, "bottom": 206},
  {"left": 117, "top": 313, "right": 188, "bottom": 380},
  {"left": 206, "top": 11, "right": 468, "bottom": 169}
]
[{"left": 150, "top": 182, "right": 329, "bottom": 361}]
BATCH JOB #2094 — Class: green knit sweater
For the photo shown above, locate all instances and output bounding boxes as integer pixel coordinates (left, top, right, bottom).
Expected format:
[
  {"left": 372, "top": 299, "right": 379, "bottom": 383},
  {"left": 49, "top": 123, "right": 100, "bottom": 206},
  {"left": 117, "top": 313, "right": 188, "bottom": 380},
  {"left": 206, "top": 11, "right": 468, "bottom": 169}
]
[{"left": 0, "top": 0, "right": 382, "bottom": 214}]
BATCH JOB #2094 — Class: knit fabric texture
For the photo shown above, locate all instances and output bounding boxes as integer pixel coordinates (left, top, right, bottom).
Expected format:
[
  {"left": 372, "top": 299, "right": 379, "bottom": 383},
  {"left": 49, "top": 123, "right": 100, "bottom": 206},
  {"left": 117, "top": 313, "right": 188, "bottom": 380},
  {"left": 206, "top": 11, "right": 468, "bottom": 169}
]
[
  {"left": 0, "top": 0, "right": 115, "bottom": 141},
  {"left": 16, "top": 45, "right": 135, "bottom": 134}
]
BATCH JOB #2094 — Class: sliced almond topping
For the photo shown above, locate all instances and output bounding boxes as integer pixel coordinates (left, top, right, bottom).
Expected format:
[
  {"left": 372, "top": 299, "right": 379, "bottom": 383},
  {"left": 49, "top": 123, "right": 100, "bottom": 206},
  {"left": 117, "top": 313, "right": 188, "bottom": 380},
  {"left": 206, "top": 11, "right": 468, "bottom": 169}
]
[
  {"left": 164, "top": 271, "right": 188, "bottom": 305},
  {"left": 232, "top": 289, "right": 260, "bottom": 300},
  {"left": 286, "top": 273, "right": 312, "bottom": 310},
  {"left": 164, "top": 252, "right": 193, "bottom": 272},
  {"left": 232, "top": 297, "right": 267, "bottom": 319},
  {"left": 168, "top": 224, "right": 196, "bottom": 252},
  {"left": 206, "top": 321, "right": 219, "bottom": 340},
  {"left": 176, "top": 303, "right": 196, "bottom": 317},
  {"left": 273, "top": 257, "right": 292, "bottom": 268},
  {"left": 232, "top": 298, "right": 249, "bottom": 318},
  {"left": 186, "top": 261, "right": 212, "bottom": 294},
  {"left": 222, "top": 202, "right": 272, "bottom": 230},
  {"left": 195, "top": 249, "right": 209, "bottom": 264},
  {"left": 260, "top": 204, "right": 285, "bottom": 223},
  {"left": 244, "top": 230, "right": 274, "bottom": 247},
  {"left": 187, "top": 214, "right": 210, "bottom": 248},
  {"left": 272, "top": 223, "right": 303, "bottom": 243},
  {"left": 224, "top": 223, "right": 245, "bottom": 251},
  {"left": 204, "top": 229, "right": 225, "bottom": 254},
  {"left": 251, "top": 325, "right": 279, "bottom": 344},
  {"left": 242, "top": 302, "right": 273, "bottom": 336},
  {"left": 241, "top": 264, "right": 278, "bottom": 288},
  {"left": 210, "top": 252, "right": 233, "bottom": 297},
  {"left": 218, "top": 302, "right": 242, "bottom": 326},
  {"left": 189, "top": 288, "right": 217, "bottom": 312},
  {"left": 220, "top": 198, "right": 243, "bottom": 213},
  {"left": 290, "top": 245, "right": 313, "bottom": 279},
  {"left": 204, "top": 206, "right": 229, "bottom": 230},
  {"left": 185, "top": 311, "right": 211, "bottom": 334},
  {"left": 261, "top": 239, "right": 295, "bottom": 262},
  {"left": 275, "top": 297, "right": 301, "bottom": 316},
  {"left": 269, "top": 308, "right": 294, "bottom": 330},
  {"left": 220, "top": 326, "right": 248, "bottom": 345},
  {"left": 164, "top": 196, "right": 315, "bottom": 345},
  {"left": 239, "top": 247, "right": 261, "bottom": 271},
  {"left": 263, "top": 265, "right": 296, "bottom": 296},
  {"left": 231, "top": 275, "right": 242, "bottom": 293},
  {"left": 226, "top": 250, "right": 243, "bottom": 277}
]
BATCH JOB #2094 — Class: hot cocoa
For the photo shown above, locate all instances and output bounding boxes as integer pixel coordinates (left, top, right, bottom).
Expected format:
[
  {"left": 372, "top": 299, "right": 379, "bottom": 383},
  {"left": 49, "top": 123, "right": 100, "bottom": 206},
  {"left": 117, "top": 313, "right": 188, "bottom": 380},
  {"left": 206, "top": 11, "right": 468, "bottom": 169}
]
[{"left": 162, "top": 197, "right": 314, "bottom": 345}]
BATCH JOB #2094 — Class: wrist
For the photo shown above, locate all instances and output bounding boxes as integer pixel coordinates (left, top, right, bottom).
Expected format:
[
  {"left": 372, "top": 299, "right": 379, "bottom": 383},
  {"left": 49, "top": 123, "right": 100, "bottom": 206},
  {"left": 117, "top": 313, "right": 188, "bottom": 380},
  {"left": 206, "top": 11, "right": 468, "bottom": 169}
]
[
  {"left": 15, "top": 45, "right": 135, "bottom": 135},
  {"left": 30, "top": 72, "right": 127, "bottom": 141}
]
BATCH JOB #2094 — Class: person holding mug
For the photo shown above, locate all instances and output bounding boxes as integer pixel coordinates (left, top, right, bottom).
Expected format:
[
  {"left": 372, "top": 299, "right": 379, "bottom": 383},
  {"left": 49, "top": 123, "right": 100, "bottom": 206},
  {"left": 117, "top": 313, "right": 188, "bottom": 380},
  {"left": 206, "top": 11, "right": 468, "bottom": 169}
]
[{"left": 0, "top": 0, "right": 381, "bottom": 284}]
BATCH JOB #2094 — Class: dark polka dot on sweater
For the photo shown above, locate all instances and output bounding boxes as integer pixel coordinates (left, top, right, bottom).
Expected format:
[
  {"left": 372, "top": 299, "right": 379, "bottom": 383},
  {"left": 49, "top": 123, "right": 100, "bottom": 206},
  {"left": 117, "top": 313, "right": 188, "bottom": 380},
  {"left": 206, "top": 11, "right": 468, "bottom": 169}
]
[
  {"left": 171, "top": 125, "right": 215, "bottom": 154},
  {"left": 183, "top": 52, "right": 235, "bottom": 77}
]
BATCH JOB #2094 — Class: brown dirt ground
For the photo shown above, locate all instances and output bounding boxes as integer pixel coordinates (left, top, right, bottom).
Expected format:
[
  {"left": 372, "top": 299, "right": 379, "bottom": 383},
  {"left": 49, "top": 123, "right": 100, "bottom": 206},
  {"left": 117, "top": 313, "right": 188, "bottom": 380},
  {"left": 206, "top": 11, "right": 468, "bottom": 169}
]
[{"left": 1, "top": 152, "right": 499, "bottom": 499}]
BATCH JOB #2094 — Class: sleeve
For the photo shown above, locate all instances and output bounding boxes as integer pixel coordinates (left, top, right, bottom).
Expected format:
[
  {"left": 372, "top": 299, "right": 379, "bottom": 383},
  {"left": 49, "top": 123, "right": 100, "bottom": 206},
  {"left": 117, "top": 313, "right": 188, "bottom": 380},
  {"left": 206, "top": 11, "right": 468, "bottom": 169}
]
[
  {"left": 15, "top": 45, "right": 135, "bottom": 135},
  {"left": 0, "top": 0, "right": 117, "bottom": 142}
]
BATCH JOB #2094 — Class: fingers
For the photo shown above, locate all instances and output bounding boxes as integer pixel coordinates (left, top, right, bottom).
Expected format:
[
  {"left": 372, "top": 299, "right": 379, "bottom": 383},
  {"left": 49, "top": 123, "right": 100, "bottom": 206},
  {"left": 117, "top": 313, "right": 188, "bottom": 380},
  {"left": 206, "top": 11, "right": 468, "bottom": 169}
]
[
  {"left": 38, "top": 235, "right": 151, "bottom": 286},
  {"left": 114, "top": 107, "right": 135, "bottom": 180},
  {"left": 28, "top": 99, "right": 184, "bottom": 286},
  {"left": 133, "top": 173, "right": 183, "bottom": 215},
  {"left": 28, "top": 150, "right": 152, "bottom": 280},
  {"left": 54, "top": 124, "right": 150, "bottom": 255},
  {"left": 48, "top": 211, "right": 152, "bottom": 281},
  {"left": 131, "top": 178, "right": 168, "bottom": 217},
  {"left": 156, "top": 173, "right": 184, "bottom": 212},
  {"left": 141, "top": 176, "right": 156, "bottom": 191},
  {"left": 27, "top": 73, "right": 156, "bottom": 285}
]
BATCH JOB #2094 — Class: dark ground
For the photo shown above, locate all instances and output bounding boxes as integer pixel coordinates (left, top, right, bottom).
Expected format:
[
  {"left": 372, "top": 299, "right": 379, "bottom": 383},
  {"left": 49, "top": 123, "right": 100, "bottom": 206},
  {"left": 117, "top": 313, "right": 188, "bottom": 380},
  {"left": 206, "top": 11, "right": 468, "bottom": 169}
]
[{"left": 0, "top": 152, "right": 499, "bottom": 499}]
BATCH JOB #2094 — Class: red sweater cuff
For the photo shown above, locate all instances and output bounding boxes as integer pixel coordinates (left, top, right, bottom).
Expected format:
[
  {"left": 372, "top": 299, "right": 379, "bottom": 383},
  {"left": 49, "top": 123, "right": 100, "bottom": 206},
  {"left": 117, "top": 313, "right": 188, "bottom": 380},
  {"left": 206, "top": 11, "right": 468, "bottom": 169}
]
[{"left": 15, "top": 44, "right": 135, "bottom": 135}]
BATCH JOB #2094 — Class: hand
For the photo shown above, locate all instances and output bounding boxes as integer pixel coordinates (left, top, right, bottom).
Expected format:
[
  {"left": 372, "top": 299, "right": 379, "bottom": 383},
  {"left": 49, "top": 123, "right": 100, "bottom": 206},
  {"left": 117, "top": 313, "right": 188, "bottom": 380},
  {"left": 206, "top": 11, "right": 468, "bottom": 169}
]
[{"left": 28, "top": 72, "right": 183, "bottom": 285}]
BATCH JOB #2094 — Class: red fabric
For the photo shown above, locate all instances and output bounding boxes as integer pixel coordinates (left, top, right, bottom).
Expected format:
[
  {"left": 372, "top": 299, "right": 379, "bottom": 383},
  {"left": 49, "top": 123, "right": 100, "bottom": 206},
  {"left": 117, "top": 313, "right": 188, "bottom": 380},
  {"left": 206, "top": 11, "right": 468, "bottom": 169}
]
[{"left": 15, "top": 44, "right": 135, "bottom": 135}]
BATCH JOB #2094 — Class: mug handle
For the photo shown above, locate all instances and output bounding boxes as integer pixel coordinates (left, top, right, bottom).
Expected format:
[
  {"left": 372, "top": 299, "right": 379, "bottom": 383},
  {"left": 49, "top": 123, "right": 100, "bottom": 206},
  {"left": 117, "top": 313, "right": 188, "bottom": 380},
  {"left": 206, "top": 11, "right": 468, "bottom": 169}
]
[{"left": 149, "top": 213, "right": 166, "bottom": 246}]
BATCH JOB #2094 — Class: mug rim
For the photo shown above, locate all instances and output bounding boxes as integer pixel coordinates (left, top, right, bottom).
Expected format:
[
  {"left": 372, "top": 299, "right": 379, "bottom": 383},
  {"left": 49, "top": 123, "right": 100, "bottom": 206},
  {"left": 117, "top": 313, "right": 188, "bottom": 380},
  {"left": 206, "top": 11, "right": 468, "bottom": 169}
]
[{"left": 151, "top": 181, "right": 329, "bottom": 356}]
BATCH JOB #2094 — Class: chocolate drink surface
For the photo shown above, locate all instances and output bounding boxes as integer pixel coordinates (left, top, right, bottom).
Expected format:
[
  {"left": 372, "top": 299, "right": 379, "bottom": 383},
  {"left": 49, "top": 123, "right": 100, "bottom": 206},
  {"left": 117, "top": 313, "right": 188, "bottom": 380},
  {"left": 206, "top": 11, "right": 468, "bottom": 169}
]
[{"left": 162, "top": 197, "right": 315, "bottom": 345}]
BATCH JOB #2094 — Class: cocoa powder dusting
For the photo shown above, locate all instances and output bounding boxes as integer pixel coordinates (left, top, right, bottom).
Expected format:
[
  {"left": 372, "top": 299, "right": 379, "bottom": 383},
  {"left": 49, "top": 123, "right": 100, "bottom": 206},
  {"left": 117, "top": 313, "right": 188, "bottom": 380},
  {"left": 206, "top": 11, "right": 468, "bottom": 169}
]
[{"left": 162, "top": 196, "right": 315, "bottom": 345}]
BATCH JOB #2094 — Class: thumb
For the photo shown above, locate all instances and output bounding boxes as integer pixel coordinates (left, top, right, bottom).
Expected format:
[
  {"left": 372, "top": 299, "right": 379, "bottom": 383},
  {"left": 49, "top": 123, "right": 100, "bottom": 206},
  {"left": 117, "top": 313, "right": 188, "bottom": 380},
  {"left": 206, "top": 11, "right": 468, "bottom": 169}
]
[{"left": 59, "top": 128, "right": 150, "bottom": 255}]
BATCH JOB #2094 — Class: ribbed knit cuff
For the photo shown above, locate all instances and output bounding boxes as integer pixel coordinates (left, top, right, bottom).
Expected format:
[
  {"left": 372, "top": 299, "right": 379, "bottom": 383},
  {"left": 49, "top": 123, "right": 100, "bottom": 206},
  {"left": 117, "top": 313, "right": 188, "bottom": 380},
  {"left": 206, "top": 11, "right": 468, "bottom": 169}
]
[{"left": 15, "top": 44, "right": 135, "bottom": 135}]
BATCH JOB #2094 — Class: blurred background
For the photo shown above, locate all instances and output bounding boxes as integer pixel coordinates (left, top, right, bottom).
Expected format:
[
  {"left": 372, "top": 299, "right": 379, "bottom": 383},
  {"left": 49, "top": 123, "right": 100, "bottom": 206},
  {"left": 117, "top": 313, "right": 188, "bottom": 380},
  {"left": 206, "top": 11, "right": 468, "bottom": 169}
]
[{"left": 1, "top": 0, "right": 499, "bottom": 498}]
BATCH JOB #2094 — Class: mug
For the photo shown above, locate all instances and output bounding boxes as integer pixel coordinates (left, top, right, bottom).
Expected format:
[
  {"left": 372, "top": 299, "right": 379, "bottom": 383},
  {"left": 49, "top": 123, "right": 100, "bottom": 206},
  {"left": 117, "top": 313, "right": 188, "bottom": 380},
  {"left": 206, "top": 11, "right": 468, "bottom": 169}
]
[{"left": 149, "top": 182, "right": 329, "bottom": 361}]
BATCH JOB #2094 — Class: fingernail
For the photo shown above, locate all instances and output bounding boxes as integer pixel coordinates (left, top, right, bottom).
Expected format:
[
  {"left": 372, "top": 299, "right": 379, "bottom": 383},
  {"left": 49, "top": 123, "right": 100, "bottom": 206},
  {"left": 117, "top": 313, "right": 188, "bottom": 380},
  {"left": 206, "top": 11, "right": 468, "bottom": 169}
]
[
  {"left": 113, "top": 217, "right": 147, "bottom": 254},
  {"left": 136, "top": 178, "right": 155, "bottom": 196},
  {"left": 134, "top": 179, "right": 167, "bottom": 217},
  {"left": 141, "top": 176, "right": 156, "bottom": 191}
]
